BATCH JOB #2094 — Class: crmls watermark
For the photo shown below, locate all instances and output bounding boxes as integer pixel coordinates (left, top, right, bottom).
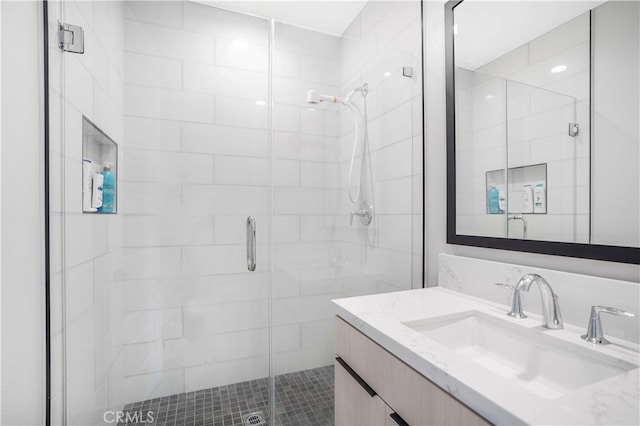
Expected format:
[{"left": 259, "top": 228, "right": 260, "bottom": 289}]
[{"left": 103, "top": 410, "right": 155, "bottom": 424}]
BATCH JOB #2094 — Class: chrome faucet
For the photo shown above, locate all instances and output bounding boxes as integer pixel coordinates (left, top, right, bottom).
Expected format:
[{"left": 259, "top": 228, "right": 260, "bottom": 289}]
[
  {"left": 507, "top": 273, "right": 563, "bottom": 329},
  {"left": 350, "top": 202, "right": 373, "bottom": 226},
  {"left": 580, "top": 306, "right": 635, "bottom": 345}
]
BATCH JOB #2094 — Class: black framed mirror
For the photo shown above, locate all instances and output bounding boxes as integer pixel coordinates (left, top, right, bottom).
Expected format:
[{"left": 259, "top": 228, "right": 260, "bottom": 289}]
[{"left": 445, "top": 0, "right": 639, "bottom": 264}]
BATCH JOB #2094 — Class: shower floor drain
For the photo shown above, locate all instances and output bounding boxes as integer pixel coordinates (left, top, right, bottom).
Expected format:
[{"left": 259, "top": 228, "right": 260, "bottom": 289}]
[{"left": 243, "top": 411, "right": 266, "bottom": 425}]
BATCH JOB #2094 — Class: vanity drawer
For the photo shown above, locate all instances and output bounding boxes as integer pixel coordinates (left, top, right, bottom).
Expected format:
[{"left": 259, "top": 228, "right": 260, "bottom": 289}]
[{"left": 336, "top": 316, "right": 489, "bottom": 426}]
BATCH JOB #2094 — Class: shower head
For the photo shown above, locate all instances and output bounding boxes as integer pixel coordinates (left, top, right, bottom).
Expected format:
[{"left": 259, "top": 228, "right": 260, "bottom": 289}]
[
  {"left": 306, "top": 90, "right": 345, "bottom": 105},
  {"left": 306, "top": 90, "right": 320, "bottom": 104}
]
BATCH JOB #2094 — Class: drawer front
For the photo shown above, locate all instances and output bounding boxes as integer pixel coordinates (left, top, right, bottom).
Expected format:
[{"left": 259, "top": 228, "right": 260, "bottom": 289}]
[
  {"left": 336, "top": 316, "right": 489, "bottom": 426},
  {"left": 335, "top": 357, "right": 387, "bottom": 426}
]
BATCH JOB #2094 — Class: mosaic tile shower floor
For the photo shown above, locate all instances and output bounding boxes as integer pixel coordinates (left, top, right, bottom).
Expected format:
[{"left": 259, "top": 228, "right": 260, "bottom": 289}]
[{"left": 120, "top": 365, "right": 334, "bottom": 426}]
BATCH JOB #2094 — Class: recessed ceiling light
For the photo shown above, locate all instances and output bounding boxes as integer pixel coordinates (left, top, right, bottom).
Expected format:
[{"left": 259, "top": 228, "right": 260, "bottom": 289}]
[
  {"left": 551, "top": 65, "right": 567, "bottom": 73},
  {"left": 255, "top": 100, "right": 266, "bottom": 106},
  {"left": 485, "top": 95, "right": 494, "bottom": 100},
  {"left": 232, "top": 39, "right": 248, "bottom": 49},
  {"left": 383, "top": 72, "right": 392, "bottom": 78},
  {"left": 453, "top": 25, "right": 458, "bottom": 35}
]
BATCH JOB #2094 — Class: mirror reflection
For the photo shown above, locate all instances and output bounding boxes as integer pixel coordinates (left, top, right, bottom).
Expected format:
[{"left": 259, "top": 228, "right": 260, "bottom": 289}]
[{"left": 452, "top": 0, "right": 639, "bottom": 248}]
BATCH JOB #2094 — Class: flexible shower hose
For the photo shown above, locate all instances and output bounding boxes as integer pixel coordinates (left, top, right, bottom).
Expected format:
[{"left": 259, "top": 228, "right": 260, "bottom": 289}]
[{"left": 346, "top": 100, "right": 369, "bottom": 204}]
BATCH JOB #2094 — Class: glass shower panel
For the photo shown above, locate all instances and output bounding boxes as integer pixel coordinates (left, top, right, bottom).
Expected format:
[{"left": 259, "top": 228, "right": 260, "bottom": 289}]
[
  {"left": 46, "top": 0, "right": 66, "bottom": 423},
  {"left": 455, "top": 68, "right": 508, "bottom": 238},
  {"left": 271, "top": 0, "right": 423, "bottom": 422},
  {"left": 506, "top": 80, "right": 584, "bottom": 242},
  {"left": 57, "top": 1, "right": 272, "bottom": 423},
  {"left": 54, "top": 1, "right": 129, "bottom": 423}
]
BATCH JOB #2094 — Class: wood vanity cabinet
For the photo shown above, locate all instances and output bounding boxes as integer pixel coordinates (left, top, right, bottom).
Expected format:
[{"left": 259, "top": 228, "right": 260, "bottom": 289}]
[{"left": 335, "top": 316, "right": 489, "bottom": 426}]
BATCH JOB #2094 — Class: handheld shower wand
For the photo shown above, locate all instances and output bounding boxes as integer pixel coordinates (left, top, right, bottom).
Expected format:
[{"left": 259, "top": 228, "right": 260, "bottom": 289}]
[{"left": 306, "top": 84, "right": 371, "bottom": 208}]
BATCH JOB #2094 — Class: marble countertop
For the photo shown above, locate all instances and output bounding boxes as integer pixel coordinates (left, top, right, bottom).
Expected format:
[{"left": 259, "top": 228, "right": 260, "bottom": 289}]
[{"left": 333, "top": 287, "right": 640, "bottom": 425}]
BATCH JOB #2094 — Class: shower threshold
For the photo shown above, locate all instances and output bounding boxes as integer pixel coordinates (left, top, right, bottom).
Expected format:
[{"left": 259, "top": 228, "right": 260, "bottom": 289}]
[{"left": 119, "top": 365, "right": 334, "bottom": 426}]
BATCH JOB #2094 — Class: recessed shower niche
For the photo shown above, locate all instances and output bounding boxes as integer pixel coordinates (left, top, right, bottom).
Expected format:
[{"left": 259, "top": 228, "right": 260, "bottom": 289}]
[
  {"left": 81, "top": 116, "right": 117, "bottom": 213},
  {"left": 486, "top": 163, "right": 547, "bottom": 215}
]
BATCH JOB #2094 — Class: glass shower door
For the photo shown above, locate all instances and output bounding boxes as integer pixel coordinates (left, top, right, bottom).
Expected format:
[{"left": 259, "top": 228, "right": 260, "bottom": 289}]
[
  {"left": 506, "top": 80, "right": 584, "bottom": 242},
  {"left": 54, "top": 1, "right": 273, "bottom": 423},
  {"left": 270, "top": 1, "right": 423, "bottom": 423}
]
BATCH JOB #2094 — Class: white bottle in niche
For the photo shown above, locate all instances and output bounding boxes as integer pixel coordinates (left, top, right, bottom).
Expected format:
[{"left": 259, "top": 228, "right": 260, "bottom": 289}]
[
  {"left": 82, "top": 159, "right": 97, "bottom": 212},
  {"left": 91, "top": 172, "right": 104, "bottom": 209},
  {"left": 522, "top": 184, "right": 534, "bottom": 213},
  {"left": 498, "top": 190, "right": 506, "bottom": 213},
  {"left": 534, "top": 183, "right": 546, "bottom": 213}
]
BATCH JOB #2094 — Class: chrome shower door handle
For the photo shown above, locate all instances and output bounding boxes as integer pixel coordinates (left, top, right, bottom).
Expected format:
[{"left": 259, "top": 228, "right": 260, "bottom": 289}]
[{"left": 246, "top": 216, "right": 256, "bottom": 271}]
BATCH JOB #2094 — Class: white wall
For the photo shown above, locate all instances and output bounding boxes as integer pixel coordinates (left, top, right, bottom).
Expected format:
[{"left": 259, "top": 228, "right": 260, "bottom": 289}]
[
  {"left": 1, "top": 1, "right": 45, "bottom": 424},
  {"left": 0, "top": 0, "right": 3, "bottom": 417},
  {"left": 423, "top": 0, "right": 639, "bottom": 286},
  {"left": 591, "top": 0, "right": 639, "bottom": 247}
]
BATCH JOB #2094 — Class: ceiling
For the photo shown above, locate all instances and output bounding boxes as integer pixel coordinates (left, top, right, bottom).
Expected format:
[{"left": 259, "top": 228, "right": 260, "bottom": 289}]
[
  {"left": 195, "top": 0, "right": 368, "bottom": 35},
  {"left": 454, "top": 0, "right": 605, "bottom": 70}
]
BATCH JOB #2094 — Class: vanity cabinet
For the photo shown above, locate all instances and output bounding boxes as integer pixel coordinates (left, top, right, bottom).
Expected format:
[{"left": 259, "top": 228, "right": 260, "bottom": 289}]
[{"left": 335, "top": 317, "right": 489, "bottom": 426}]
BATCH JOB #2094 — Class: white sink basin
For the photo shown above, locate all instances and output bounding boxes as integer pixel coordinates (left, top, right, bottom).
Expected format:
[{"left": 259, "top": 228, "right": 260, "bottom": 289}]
[{"left": 403, "top": 310, "right": 638, "bottom": 399}]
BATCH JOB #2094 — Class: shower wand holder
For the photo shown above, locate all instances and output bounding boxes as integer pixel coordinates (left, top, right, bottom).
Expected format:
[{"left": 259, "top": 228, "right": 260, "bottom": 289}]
[{"left": 350, "top": 202, "right": 373, "bottom": 226}]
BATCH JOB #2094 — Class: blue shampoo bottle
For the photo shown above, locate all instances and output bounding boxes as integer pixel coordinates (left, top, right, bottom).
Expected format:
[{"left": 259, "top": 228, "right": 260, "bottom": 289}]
[
  {"left": 99, "top": 163, "right": 115, "bottom": 213},
  {"left": 487, "top": 184, "right": 500, "bottom": 214}
]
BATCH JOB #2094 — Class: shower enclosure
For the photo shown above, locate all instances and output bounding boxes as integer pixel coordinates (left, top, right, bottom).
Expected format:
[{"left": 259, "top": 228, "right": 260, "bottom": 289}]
[{"left": 47, "top": 1, "right": 423, "bottom": 424}]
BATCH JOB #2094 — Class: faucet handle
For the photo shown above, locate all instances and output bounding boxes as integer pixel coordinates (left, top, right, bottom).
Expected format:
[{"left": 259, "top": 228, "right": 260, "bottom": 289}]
[
  {"left": 581, "top": 305, "right": 635, "bottom": 345},
  {"left": 592, "top": 306, "right": 635, "bottom": 318},
  {"left": 349, "top": 209, "right": 365, "bottom": 226},
  {"left": 349, "top": 202, "right": 373, "bottom": 226}
]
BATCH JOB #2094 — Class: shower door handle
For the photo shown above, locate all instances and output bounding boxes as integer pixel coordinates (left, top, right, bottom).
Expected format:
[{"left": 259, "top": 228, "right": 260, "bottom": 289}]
[{"left": 246, "top": 216, "right": 256, "bottom": 271}]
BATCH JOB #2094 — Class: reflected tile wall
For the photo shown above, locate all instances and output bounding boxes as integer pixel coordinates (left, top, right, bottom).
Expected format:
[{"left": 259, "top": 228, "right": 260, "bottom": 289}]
[{"left": 455, "top": 11, "right": 590, "bottom": 243}]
